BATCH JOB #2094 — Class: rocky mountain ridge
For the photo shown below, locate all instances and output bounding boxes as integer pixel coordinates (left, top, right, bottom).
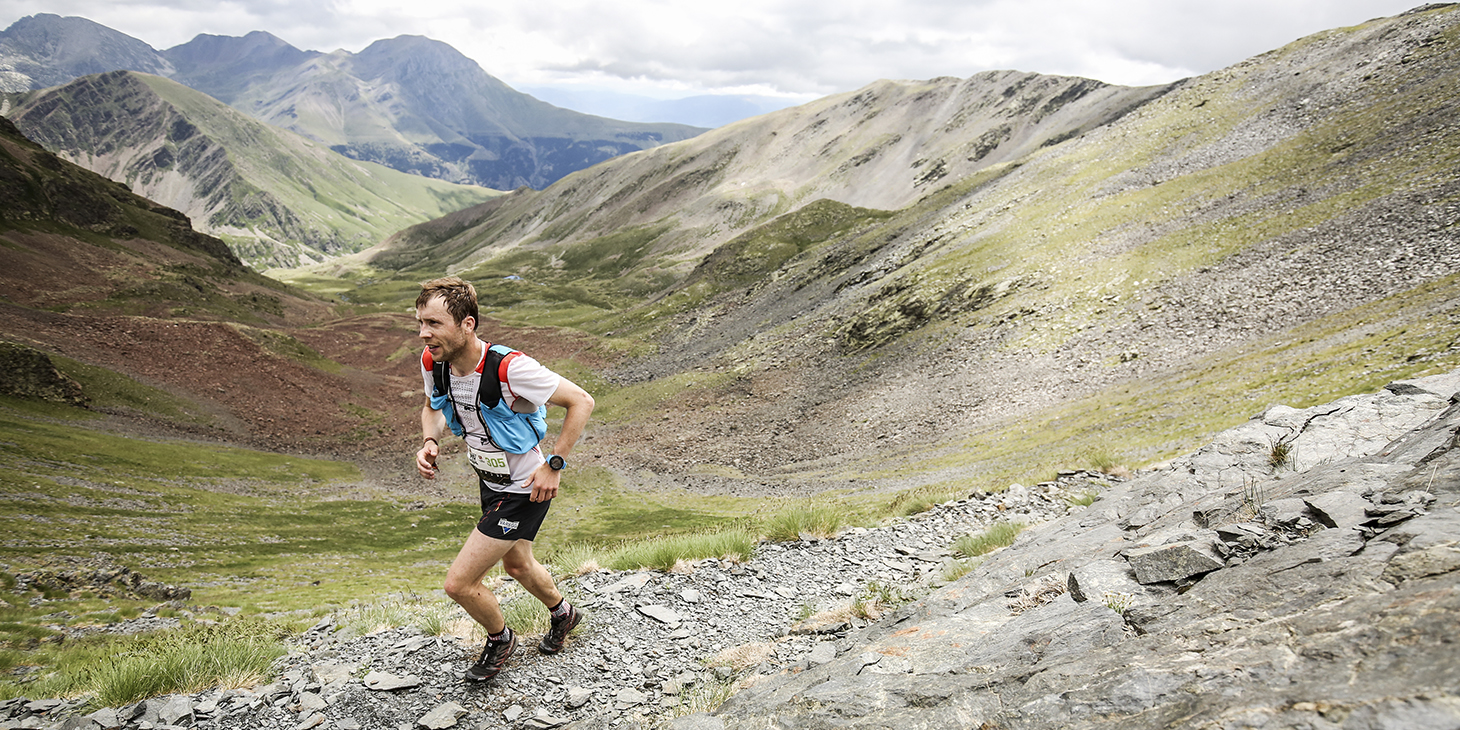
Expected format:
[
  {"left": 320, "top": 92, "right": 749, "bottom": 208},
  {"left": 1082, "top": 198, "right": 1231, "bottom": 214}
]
[
  {"left": 3, "top": 370, "right": 1455, "bottom": 730},
  {"left": 0, "top": 14, "right": 705, "bottom": 190},
  {"left": 1, "top": 70, "right": 497, "bottom": 268}
]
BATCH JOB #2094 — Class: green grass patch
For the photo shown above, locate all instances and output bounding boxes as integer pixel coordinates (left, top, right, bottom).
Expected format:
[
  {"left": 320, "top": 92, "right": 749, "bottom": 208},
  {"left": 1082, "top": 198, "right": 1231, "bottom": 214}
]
[
  {"left": 0, "top": 619, "right": 286, "bottom": 705},
  {"left": 954, "top": 521, "right": 1026, "bottom": 558},
  {"left": 603, "top": 528, "right": 756, "bottom": 571}
]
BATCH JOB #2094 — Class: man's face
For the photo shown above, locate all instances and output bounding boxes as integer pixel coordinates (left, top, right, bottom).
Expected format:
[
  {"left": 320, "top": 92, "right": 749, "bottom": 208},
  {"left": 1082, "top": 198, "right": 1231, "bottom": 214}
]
[{"left": 416, "top": 295, "right": 474, "bottom": 363}]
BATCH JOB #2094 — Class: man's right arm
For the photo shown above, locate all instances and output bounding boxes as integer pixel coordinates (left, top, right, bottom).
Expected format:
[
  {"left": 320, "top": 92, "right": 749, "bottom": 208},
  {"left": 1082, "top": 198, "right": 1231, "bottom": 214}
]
[{"left": 417, "top": 404, "right": 447, "bottom": 479}]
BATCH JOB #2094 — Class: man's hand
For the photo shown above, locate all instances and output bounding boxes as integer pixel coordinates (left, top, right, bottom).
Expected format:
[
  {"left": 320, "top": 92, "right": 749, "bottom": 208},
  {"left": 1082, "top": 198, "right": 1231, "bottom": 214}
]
[
  {"left": 525, "top": 462, "right": 561, "bottom": 502},
  {"left": 417, "top": 441, "right": 439, "bottom": 479}
]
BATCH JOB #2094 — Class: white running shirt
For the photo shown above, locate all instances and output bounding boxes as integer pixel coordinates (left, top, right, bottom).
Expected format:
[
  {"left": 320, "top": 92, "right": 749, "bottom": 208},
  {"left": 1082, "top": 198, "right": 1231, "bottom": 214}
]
[{"left": 422, "top": 339, "right": 561, "bottom": 493}]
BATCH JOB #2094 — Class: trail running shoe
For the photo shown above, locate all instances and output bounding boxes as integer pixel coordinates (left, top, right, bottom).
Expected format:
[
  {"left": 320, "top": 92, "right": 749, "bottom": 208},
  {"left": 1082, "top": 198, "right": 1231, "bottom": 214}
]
[
  {"left": 538, "top": 605, "right": 582, "bottom": 654},
  {"left": 465, "top": 627, "right": 515, "bottom": 681}
]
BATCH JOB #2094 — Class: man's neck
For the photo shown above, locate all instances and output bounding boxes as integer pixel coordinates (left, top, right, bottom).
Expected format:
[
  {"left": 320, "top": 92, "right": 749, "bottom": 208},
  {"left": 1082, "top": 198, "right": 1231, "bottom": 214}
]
[{"left": 451, "top": 337, "right": 484, "bottom": 377}]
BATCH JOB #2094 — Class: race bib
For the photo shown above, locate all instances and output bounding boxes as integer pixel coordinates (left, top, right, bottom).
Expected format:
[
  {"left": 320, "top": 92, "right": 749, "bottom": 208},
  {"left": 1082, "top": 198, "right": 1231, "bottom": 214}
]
[{"left": 467, "top": 445, "right": 512, "bottom": 486}]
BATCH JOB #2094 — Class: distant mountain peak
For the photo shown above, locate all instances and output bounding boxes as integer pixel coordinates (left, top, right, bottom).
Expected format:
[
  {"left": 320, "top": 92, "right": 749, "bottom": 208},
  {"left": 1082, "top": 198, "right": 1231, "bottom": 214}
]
[
  {"left": 0, "top": 13, "right": 173, "bottom": 91},
  {"left": 352, "top": 34, "right": 482, "bottom": 77}
]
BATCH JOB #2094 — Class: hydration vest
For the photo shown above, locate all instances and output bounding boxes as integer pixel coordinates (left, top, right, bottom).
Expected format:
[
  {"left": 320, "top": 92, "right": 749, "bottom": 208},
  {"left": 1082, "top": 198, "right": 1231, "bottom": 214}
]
[{"left": 424, "top": 343, "right": 547, "bottom": 454}]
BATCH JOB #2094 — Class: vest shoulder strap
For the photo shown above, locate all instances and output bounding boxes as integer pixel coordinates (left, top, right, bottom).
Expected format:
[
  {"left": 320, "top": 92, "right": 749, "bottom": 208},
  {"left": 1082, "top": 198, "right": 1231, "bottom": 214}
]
[
  {"left": 477, "top": 345, "right": 508, "bottom": 410},
  {"left": 428, "top": 343, "right": 520, "bottom": 411}
]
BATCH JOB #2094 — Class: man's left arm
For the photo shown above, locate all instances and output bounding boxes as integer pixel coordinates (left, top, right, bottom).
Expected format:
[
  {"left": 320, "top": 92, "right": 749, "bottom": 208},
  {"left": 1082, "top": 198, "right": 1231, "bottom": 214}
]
[{"left": 526, "top": 378, "right": 595, "bottom": 502}]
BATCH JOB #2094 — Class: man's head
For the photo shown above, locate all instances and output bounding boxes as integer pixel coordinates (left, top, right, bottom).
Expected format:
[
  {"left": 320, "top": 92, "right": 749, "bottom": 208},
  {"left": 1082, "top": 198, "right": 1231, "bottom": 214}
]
[
  {"left": 417, "top": 276, "right": 479, "bottom": 327},
  {"left": 416, "top": 277, "right": 480, "bottom": 364}
]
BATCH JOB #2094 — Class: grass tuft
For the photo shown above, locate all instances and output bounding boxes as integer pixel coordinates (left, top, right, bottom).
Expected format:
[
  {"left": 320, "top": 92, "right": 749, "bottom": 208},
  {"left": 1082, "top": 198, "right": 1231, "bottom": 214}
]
[
  {"left": 597, "top": 528, "right": 756, "bottom": 572},
  {"left": 953, "top": 521, "right": 1026, "bottom": 558},
  {"left": 666, "top": 676, "right": 741, "bottom": 719},
  {"left": 11, "top": 619, "right": 289, "bottom": 707},
  {"left": 941, "top": 558, "right": 982, "bottom": 583},
  {"left": 1268, "top": 436, "right": 1294, "bottom": 471},
  {"left": 1062, "top": 490, "right": 1100, "bottom": 508},
  {"left": 761, "top": 503, "right": 845, "bottom": 542}
]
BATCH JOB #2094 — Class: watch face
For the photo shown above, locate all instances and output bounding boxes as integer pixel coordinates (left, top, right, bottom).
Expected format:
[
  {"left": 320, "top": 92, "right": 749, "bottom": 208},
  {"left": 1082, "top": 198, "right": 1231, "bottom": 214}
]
[{"left": 548, "top": 455, "right": 565, "bottom": 470}]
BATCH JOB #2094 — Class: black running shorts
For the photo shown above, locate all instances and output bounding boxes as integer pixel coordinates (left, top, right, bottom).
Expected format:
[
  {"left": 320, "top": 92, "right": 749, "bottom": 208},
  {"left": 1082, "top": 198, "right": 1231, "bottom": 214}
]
[{"left": 476, "top": 489, "right": 552, "bottom": 541}]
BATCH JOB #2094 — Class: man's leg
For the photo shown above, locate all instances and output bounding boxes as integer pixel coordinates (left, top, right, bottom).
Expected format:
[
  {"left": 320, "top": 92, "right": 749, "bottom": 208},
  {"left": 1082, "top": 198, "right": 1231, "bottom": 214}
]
[
  {"left": 502, "top": 540, "right": 583, "bottom": 654},
  {"left": 444, "top": 528, "right": 518, "bottom": 633},
  {"left": 500, "top": 539, "right": 562, "bottom": 608}
]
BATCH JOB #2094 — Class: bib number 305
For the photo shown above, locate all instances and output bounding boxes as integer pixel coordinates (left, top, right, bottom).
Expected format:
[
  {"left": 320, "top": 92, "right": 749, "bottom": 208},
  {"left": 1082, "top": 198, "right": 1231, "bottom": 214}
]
[{"left": 468, "top": 446, "right": 511, "bottom": 485}]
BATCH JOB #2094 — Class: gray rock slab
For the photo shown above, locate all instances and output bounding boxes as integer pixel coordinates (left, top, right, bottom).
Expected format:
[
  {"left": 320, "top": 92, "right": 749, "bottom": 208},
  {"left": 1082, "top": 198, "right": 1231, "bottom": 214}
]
[
  {"left": 157, "top": 696, "right": 192, "bottom": 726},
  {"left": 1124, "top": 539, "right": 1224, "bottom": 584},
  {"left": 1382, "top": 544, "right": 1460, "bottom": 583},
  {"left": 1066, "top": 559, "right": 1144, "bottom": 603},
  {"left": 298, "top": 692, "right": 327, "bottom": 712},
  {"left": 525, "top": 709, "right": 571, "bottom": 728},
  {"left": 1305, "top": 491, "right": 1372, "bottom": 528},
  {"left": 668, "top": 713, "right": 727, "bottom": 730},
  {"left": 295, "top": 712, "right": 327, "bottom": 730},
  {"left": 1260, "top": 497, "right": 1309, "bottom": 525},
  {"left": 637, "top": 604, "right": 681, "bottom": 624},
  {"left": 363, "top": 670, "right": 421, "bottom": 691},
  {"left": 615, "top": 687, "right": 647, "bottom": 708},
  {"left": 566, "top": 687, "right": 593, "bottom": 708},
  {"left": 417, "top": 701, "right": 468, "bottom": 729},
  {"left": 597, "top": 573, "right": 653, "bottom": 594},
  {"left": 83, "top": 708, "right": 121, "bottom": 730},
  {"left": 806, "top": 641, "right": 837, "bottom": 666}
]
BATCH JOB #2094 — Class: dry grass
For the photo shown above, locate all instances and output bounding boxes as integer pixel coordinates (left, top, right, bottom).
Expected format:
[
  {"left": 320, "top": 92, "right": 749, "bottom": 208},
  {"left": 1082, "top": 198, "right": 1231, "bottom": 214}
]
[
  {"left": 1007, "top": 575, "right": 1067, "bottom": 614},
  {"left": 707, "top": 642, "right": 776, "bottom": 671}
]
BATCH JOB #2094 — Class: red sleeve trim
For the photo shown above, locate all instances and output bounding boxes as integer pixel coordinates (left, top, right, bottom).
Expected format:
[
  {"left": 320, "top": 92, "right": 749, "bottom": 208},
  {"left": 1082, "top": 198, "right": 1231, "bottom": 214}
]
[{"left": 421, "top": 348, "right": 433, "bottom": 369}]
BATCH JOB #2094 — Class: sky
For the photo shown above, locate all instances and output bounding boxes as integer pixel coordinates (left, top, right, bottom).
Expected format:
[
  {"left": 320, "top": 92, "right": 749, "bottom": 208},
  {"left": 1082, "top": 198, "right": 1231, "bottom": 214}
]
[{"left": 0, "top": 0, "right": 1427, "bottom": 102}]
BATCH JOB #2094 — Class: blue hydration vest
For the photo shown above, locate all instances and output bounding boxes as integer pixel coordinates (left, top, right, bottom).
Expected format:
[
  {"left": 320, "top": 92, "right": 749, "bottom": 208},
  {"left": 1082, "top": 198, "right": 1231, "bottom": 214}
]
[{"left": 425, "top": 343, "right": 546, "bottom": 455}]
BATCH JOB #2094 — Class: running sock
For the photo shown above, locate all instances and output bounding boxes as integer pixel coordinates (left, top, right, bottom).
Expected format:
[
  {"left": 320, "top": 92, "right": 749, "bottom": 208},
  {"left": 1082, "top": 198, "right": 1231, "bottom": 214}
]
[
  {"left": 488, "top": 628, "right": 509, "bottom": 643},
  {"left": 549, "top": 599, "right": 572, "bottom": 619}
]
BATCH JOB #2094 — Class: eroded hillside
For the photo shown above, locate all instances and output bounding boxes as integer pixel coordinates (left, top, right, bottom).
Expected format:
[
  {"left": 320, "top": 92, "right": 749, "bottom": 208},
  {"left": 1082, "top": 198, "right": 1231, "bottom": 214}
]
[{"left": 0, "top": 114, "right": 427, "bottom": 466}]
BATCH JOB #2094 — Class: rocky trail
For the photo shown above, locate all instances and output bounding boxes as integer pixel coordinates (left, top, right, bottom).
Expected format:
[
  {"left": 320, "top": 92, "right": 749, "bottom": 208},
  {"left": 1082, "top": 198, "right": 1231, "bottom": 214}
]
[{"left": 4, "top": 370, "right": 1459, "bottom": 730}]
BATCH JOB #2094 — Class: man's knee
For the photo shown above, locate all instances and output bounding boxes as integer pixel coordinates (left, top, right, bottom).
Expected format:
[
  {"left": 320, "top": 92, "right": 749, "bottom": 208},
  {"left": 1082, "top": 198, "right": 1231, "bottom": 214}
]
[
  {"left": 443, "top": 572, "right": 479, "bottom": 601},
  {"left": 501, "top": 554, "right": 540, "bottom": 582}
]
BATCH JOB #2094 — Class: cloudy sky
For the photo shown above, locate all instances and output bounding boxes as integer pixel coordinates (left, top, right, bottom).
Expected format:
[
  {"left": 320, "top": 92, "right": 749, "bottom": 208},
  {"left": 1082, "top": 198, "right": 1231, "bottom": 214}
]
[{"left": 0, "top": 0, "right": 1425, "bottom": 101}]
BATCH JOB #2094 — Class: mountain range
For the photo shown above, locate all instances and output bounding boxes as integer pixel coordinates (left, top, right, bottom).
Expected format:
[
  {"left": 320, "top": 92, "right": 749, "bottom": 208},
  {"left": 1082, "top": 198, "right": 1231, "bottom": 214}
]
[
  {"left": 0, "top": 14, "right": 706, "bottom": 191},
  {"left": 519, "top": 86, "right": 806, "bottom": 129}
]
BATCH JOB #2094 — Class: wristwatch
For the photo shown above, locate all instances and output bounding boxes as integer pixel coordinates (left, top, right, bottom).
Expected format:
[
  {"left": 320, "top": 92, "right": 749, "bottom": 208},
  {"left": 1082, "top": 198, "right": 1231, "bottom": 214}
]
[{"left": 546, "top": 454, "right": 566, "bottom": 471}]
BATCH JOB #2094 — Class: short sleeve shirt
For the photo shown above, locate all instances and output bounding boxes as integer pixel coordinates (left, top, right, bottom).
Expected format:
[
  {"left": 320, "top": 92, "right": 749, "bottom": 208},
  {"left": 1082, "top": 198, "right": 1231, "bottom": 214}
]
[{"left": 422, "top": 339, "right": 561, "bottom": 493}]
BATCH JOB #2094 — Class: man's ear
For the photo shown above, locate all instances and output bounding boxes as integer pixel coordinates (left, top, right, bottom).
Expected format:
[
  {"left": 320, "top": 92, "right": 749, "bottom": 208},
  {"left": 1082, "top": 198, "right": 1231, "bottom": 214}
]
[{"left": 462, "top": 315, "right": 476, "bottom": 333}]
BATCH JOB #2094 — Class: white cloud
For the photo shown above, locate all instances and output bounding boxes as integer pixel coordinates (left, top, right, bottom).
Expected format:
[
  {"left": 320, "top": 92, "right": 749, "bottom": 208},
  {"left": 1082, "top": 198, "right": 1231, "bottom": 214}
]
[{"left": 0, "top": 0, "right": 1427, "bottom": 96}]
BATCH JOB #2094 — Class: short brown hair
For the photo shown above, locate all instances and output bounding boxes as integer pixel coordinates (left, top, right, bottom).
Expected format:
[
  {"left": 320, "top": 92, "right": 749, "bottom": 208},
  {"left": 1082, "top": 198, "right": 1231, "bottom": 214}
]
[{"left": 417, "top": 276, "right": 479, "bottom": 326}]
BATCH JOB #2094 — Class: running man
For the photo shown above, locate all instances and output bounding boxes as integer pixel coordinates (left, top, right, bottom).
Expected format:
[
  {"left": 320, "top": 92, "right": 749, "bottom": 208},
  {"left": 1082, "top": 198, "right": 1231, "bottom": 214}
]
[{"left": 413, "top": 276, "right": 594, "bottom": 681}]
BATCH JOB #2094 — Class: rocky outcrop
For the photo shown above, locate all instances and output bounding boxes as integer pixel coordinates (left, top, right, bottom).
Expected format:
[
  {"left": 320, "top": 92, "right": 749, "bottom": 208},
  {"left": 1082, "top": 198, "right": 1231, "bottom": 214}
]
[
  {"left": 0, "top": 341, "right": 85, "bottom": 406},
  {"left": 689, "top": 370, "right": 1460, "bottom": 730},
  {"left": 14, "top": 560, "right": 190, "bottom": 604},
  {"left": 4, "top": 371, "right": 1457, "bottom": 730}
]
